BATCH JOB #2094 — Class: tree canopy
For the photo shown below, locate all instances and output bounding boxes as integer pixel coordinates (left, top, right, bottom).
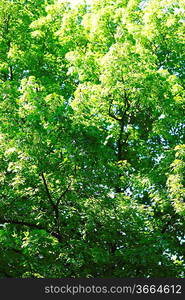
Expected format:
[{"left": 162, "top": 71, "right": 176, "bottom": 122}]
[{"left": 0, "top": 0, "right": 185, "bottom": 278}]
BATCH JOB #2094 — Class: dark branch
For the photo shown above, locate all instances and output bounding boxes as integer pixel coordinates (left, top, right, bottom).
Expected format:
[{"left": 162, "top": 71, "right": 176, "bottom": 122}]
[
  {"left": 0, "top": 217, "right": 62, "bottom": 242},
  {"left": 40, "top": 172, "right": 56, "bottom": 210},
  {"left": 40, "top": 173, "right": 63, "bottom": 242},
  {"left": 0, "top": 218, "right": 45, "bottom": 229},
  {"left": 9, "top": 66, "right": 13, "bottom": 81},
  {"left": 108, "top": 98, "right": 122, "bottom": 121},
  {"left": 56, "top": 182, "right": 71, "bottom": 206}
]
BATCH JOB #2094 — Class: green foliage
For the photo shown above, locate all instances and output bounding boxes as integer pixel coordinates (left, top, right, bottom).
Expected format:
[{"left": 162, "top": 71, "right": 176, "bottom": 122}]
[{"left": 0, "top": 0, "right": 184, "bottom": 278}]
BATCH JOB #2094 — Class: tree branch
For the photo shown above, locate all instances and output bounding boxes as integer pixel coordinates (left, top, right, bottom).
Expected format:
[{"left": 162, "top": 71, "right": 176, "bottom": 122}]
[
  {"left": 108, "top": 98, "right": 122, "bottom": 121},
  {"left": 0, "top": 217, "right": 62, "bottom": 242},
  {"left": 56, "top": 182, "right": 71, "bottom": 207},
  {"left": 40, "top": 172, "right": 56, "bottom": 210}
]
